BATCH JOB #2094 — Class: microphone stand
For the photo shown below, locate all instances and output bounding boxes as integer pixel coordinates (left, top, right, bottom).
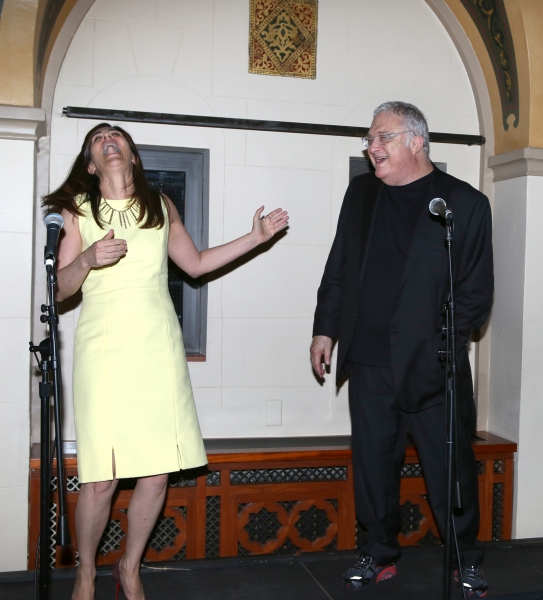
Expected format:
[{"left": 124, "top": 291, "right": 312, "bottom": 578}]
[
  {"left": 441, "top": 216, "right": 466, "bottom": 600},
  {"left": 29, "top": 261, "right": 71, "bottom": 600}
]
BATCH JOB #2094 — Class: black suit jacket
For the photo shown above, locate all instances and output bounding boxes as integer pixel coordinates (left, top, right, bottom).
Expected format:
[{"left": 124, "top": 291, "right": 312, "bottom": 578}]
[{"left": 313, "top": 166, "right": 493, "bottom": 412}]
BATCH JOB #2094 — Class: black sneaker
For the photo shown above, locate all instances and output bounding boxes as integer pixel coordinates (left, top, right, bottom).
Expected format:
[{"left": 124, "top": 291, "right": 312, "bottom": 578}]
[
  {"left": 342, "top": 554, "right": 397, "bottom": 591},
  {"left": 454, "top": 566, "right": 488, "bottom": 598}
]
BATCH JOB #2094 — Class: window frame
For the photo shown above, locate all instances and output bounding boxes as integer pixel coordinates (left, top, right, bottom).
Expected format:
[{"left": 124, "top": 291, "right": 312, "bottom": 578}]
[{"left": 138, "top": 145, "right": 210, "bottom": 357}]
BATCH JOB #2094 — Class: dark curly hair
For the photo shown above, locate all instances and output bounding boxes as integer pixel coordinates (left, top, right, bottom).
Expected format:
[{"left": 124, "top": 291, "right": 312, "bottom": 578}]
[{"left": 42, "top": 122, "right": 165, "bottom": 229}]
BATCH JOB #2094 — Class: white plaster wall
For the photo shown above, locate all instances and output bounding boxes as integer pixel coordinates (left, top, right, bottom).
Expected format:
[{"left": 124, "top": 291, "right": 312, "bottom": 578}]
[
  {"left": 488, "top": 176, "right": 527, "bottom": 443},
  {"left": 0, "top": 139, "right": 34, "bottom": 570},
  {"left": 489, "top": 174, "right": 543, "bottom": 539},
  {"left": 44, "top": 0, "right": 481, "bottom": 442},
  {"left": 514, "top": 176, "right": 543, "bottom": 538}
]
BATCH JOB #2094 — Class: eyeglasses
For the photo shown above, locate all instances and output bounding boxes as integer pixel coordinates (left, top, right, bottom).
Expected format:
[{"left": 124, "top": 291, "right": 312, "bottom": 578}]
[{"left": 361, "top": 130, "right": 414, "bottom": 148}]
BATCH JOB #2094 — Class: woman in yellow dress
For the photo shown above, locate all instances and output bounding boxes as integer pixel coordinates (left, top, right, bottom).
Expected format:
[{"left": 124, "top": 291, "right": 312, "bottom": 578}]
[{"left": 43, "top": 123, "right": 288, "bottom": 600}]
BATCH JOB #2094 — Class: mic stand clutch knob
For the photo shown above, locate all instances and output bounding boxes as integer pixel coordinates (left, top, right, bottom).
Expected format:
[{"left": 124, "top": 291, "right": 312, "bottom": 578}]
[{"left": 438, "top": 349, "right": 448, "bottom": 361}]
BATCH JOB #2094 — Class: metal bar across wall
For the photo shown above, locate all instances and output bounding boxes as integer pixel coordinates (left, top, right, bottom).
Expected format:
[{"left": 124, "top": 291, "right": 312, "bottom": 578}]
[{"left": 63, "top": 106, "right": 485, "bottom": 146}]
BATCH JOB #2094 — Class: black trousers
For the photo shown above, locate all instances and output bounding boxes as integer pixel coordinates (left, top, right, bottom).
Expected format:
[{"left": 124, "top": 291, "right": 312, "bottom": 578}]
[{"left": 348, "top": 363, "right": 483, "bottom": 567}]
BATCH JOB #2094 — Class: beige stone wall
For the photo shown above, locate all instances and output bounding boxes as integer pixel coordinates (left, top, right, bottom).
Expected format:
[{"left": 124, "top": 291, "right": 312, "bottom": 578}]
[{"left": 0, "top": 0, "right": 39, "bottom": 106}]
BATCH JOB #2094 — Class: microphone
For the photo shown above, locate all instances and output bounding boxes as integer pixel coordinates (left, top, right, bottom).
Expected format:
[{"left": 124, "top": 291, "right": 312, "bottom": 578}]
[
  {"left": 44, "top": 213, "right": 64, "bottom": 268},
  {"left": 429, "top": 197, "right": 453, "bottom": 220}
]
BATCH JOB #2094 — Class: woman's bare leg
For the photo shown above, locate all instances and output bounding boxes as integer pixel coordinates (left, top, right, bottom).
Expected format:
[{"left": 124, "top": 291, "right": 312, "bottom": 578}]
[
  {"left": 118, "top": 474, "right": 168, "bottom": 599},
  {"left": 72, "top": 479, "right": 118, "bottom": 600}
]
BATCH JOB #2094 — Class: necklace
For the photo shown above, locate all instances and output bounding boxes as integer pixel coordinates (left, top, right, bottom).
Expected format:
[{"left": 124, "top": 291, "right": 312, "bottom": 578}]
[{"left": 99, "top": 199, "right": 139, "bottom": 228}]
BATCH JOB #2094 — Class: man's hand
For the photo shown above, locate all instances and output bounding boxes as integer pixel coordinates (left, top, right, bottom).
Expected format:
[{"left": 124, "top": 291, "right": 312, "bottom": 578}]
[{"left": 310, "top": 335, "right": 333, "bottom": 378}]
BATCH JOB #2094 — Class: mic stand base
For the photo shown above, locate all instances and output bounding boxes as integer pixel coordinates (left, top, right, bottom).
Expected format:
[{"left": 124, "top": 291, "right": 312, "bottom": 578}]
[{"left": 30, "top": 341, "right": 53, "bottom": 600}]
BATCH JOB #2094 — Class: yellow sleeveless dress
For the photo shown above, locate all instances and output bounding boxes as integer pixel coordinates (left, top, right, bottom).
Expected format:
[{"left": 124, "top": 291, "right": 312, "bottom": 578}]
[{"left": 73, "top": 197, "right": 207, "bottom": 483}]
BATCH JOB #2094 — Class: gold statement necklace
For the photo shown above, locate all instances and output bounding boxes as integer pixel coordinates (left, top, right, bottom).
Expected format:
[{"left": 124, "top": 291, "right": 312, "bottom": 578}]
[{"left": 99, "top": 198, "right": 139, "bottom": 228}]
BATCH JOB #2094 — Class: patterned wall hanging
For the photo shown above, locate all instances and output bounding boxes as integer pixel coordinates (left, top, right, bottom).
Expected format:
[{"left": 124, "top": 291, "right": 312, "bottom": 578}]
[{"left": 249, "top": 0, "right": 318, "bottom": 79}]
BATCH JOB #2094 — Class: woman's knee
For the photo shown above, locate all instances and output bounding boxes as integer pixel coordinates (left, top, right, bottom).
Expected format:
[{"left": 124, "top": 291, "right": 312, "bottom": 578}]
[
  {"left": 137, "top": 473, "right": 168, "bottom": 494},
  {"left": 80, "top": 479, "right": 117, "bottom": 499}
]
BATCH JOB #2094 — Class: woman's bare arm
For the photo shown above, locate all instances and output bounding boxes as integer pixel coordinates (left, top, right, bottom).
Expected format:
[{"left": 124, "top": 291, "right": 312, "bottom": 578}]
[
  {"left": 166, "top": 197, "right": 288, "bottom": 278},
  {"left": 55, "top": 208, "right": 127, "bottom": 301}
]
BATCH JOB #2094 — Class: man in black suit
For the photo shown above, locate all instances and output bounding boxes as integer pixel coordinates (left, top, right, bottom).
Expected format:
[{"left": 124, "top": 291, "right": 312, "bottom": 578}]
[{"left": 310, "top": 102, "right": 493, "bottom": 597}]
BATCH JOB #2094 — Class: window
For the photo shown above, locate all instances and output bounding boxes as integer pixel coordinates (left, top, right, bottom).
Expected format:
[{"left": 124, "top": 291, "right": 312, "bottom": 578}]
[{"left": 138, "top": 146, "right": 209, "bottom": 357}]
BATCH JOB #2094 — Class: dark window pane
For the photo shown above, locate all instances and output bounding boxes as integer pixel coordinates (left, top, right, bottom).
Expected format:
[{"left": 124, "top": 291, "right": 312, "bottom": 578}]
[
  {"left": 146, "top": 170, "right": 186, "bottom": 325},
  {"left": 146, "top": 170, "right": 186, "bottom": 220}
]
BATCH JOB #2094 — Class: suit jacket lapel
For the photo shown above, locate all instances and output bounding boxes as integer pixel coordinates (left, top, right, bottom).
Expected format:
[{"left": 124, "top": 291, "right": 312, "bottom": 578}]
[
  {"left": 357, "top": 177, "right": 382, "bottom": 284},
  {"left": 398, "top": 168, "right": 442, "bottom": 289}
]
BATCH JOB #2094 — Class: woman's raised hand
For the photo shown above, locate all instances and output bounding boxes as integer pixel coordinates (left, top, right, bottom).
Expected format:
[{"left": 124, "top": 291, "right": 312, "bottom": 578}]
[
  {"left": 253, "top": 206, "right": 289, "bottom": 244},
  {"left": 84, "top": 229, "right": 127, "bottom": 268}
]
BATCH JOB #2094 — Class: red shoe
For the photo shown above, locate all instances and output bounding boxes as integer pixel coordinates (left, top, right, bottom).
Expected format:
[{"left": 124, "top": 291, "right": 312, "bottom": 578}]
[
  {"left": 343, "top": 554, "right": 397, "bottom": 591},
  {"left": 454, "top": 566, "right": 488, "bottom": 598},
  {"left": 112, "top": 561, "right": 128, "bottom": 600}
]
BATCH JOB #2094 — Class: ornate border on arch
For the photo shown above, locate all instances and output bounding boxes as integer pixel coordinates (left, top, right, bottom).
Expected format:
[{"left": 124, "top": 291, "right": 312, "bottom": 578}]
[
  {"left": 249, "top": 0, "right": 318, "bottom": 79},
  {"left": 460, "top": 0, "right": 519, "bottom": 130}
]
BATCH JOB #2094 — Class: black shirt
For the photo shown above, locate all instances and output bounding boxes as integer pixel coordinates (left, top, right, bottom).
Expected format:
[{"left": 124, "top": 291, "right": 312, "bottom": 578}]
[{"left": 347, "top": 170, "right": 434, "bottom": 367}]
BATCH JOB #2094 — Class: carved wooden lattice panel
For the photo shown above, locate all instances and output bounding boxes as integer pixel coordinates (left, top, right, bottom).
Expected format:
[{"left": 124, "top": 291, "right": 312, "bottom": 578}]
[
  {"left": 144, "top": 506, "right": 188, "bottom": 562},
  {"left": 238, "top": 499, "right": 338, "bottom": 555},
  {"left": 397, "top": 495, "right": 439, "bottom": 546}
]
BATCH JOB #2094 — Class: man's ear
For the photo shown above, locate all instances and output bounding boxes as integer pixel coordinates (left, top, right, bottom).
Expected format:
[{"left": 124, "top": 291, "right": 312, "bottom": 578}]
[{"left": 411, "top": 135, "right": 424, "bottom": 154}]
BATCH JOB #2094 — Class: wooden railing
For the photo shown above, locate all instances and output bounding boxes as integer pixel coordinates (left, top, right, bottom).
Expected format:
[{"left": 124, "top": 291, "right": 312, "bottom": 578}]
[{"left": 28, "top": 431, "right": 516, "bottom": 569}]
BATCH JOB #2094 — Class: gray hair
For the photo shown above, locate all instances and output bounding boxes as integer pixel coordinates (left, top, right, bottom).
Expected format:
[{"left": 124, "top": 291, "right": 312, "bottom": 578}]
[{"left": 373, "top": 101, "right": 430, "bottom": 154}]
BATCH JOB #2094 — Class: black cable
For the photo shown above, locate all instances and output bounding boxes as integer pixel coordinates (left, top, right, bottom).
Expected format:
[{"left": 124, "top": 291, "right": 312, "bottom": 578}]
[
  {"left": 33, "top": 534, "right": 39, "bottom": 600},
  {"left": 452, "top": 517, "right": 467, "bottom": 599}
]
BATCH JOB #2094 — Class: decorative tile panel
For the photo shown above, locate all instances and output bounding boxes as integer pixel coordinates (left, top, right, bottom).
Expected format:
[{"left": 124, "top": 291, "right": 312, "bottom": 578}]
[{"left": 249, "top": 0, "right": 318, "bottom": 79}]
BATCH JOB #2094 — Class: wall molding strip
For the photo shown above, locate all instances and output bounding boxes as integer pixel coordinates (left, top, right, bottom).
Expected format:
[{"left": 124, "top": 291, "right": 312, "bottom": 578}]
[{"left": 63, "top": 106, "right": 486, "bottom": 146}]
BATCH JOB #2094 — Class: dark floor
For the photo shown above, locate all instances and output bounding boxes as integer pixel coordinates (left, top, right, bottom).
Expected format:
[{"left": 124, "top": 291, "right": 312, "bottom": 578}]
[{"left": 2, "top": 540, "right": 543, "bottom": 600}]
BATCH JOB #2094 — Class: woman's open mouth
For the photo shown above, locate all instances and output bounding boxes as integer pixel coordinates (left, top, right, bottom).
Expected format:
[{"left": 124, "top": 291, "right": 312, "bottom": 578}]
[{"left": 103, "top": 143, "right": 121, "bottom": 155}]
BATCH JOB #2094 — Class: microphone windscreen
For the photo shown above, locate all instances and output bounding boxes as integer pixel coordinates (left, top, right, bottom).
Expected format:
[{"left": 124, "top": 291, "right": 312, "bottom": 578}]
[
  {"left": 429, "top": 198, "right": 445, "bottom": 216},
  {"left": 44, "top": 213, "right": 64, "bottom": 229}
]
